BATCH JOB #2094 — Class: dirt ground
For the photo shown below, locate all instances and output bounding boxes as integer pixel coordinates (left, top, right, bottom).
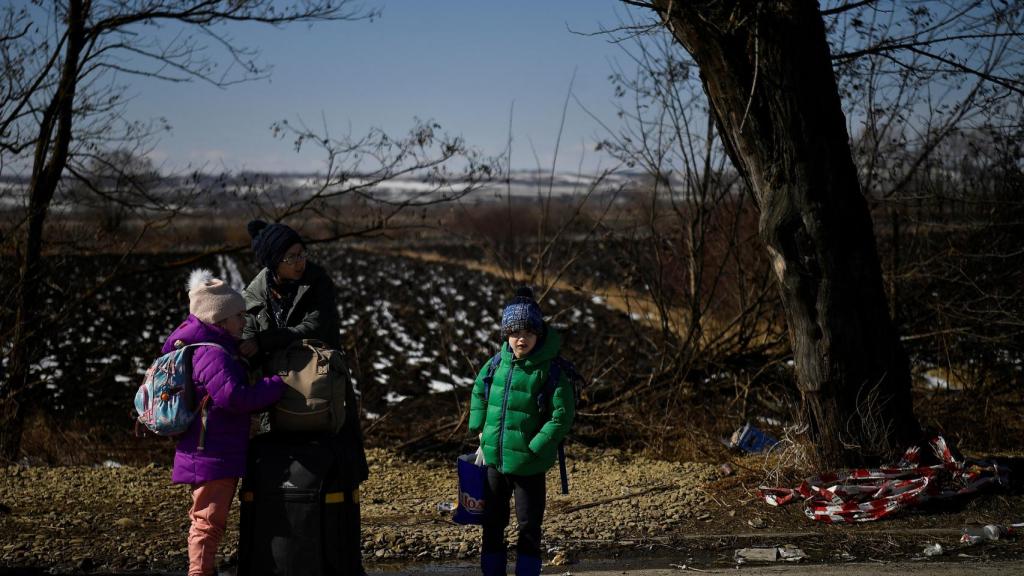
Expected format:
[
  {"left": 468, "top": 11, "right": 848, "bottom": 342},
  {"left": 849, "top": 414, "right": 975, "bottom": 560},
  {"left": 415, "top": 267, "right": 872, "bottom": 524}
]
[
  {"left": 2, "top": 445, "right": 1022, "bottom": 574},
  {"left": 374, "top": 559, "right": 1024, "bottom": 576}
]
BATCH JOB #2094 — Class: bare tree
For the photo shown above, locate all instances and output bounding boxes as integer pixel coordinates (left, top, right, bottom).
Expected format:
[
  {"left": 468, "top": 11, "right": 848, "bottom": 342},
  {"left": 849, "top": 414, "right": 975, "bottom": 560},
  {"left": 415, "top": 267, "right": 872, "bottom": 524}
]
[
  {"left": 616, "top": 0, "right": 1023, "bottom": 466},
  {"left": 62, "top": 148, "right": 162, "bottom": 233},
  {"left": 258, "top": 117, "right": 496, "bottom": 238},
  {"left": 0, "top": 0, "right": 375, "bottom": 460},
  {"left": 590, "top": 22, "right": 782, "bottom": 381},
  {"left": 633, "top": 0, "right": 917, "bottom": 467}
]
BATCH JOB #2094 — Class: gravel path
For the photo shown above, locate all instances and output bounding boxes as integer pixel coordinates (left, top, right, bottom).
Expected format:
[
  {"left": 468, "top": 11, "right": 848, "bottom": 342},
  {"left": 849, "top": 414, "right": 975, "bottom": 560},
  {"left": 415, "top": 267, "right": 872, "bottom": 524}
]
[{"left": 0, "top": 446, "right": 719, "bottom": 573}]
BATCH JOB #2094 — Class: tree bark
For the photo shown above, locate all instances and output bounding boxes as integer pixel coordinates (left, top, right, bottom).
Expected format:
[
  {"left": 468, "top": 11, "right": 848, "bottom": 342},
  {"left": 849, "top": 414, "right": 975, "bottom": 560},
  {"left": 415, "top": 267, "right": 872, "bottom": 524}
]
[
  {"left": 652, "top": 0, "right": 919, "bottom": 467},
  {"left": 1, "top": 0, "right": 86, "bottom": 461}
]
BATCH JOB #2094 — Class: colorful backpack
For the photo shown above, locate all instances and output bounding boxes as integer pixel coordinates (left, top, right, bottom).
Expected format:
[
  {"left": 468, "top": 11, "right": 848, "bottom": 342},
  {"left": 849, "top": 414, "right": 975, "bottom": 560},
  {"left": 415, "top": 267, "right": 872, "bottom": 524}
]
[
  {"left": 134, "top": 343, "right": 222, "bottom": 447},
  {"left": 483, "top": 351, "right": 584, "bottom": 494}
]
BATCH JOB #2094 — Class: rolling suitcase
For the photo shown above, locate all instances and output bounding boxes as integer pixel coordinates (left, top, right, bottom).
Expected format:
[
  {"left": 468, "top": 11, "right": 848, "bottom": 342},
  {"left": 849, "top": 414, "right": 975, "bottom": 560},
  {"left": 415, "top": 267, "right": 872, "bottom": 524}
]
[{"left": 238, "top": 432, "right": 361, "bottom": 576}]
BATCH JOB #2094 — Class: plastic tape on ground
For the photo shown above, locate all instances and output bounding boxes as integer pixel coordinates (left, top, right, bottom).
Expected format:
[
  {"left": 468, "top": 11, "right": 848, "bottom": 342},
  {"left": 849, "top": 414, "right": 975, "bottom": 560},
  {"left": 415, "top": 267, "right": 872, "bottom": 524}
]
[{"left": 758, "top": 435, "right": 1010, "bottom": 522}]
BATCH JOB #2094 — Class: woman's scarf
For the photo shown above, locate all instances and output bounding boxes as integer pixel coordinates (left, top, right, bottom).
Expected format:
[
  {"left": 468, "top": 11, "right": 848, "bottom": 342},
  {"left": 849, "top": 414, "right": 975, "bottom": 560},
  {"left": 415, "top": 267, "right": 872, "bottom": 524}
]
[{"left": 267, "top": 274, "right": 300, "bottom": 327}]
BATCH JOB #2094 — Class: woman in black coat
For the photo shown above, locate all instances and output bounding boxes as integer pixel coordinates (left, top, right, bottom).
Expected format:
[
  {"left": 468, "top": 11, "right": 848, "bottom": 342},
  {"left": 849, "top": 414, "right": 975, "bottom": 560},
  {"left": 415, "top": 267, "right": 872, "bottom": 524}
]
[{"left": 241, "top": 219, "right": 369, "bottom": 574}]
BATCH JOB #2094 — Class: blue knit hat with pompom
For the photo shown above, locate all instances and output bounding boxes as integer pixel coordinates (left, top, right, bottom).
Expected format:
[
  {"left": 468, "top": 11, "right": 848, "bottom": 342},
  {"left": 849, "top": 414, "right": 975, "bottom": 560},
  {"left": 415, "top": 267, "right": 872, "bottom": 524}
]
[{"left": 501, "top": 286, "right": 544, "bottom": 338}]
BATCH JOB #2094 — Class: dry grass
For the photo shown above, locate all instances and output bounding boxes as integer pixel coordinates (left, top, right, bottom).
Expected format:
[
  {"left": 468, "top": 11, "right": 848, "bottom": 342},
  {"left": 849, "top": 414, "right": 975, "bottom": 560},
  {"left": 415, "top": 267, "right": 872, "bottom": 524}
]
[{"left": 17, "top": 411, "right": 173, "bottom": 467}]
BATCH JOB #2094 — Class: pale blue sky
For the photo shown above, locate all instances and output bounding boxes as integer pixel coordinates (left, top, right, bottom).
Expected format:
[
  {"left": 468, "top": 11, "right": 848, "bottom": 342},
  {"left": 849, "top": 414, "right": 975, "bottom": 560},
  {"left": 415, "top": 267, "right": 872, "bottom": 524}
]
[{"left": 123, "top": 1, "right": 649, "bottom": 174}]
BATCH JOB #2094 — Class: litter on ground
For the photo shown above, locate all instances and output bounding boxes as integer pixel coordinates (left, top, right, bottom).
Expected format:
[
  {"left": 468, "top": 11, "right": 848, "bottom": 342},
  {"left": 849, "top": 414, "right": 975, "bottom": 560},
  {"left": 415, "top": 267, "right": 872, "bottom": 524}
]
[{"left": 759, "top": 435, "right": 1009, "bottom": 522}]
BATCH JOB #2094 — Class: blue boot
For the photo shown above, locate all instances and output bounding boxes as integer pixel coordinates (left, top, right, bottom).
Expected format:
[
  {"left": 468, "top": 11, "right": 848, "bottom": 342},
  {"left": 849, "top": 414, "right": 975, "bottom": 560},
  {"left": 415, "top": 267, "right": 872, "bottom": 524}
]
[
  {"left": 514, "top": 555, "right": 542, "bottom": 576},
  {"left": 482, "top": 552, "right": 507, "bottom": 576}
]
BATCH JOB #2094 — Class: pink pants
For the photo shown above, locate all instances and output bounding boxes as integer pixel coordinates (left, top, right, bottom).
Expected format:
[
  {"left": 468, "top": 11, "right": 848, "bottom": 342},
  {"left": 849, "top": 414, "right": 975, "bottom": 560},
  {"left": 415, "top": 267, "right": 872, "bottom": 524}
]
[{"left": 188, "top": 477, "right": 239, "bottom": 576}]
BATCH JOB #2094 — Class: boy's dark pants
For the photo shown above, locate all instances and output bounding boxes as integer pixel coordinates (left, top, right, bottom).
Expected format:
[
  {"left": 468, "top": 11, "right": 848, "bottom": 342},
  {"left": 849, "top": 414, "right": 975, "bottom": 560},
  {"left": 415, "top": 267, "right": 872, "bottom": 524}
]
[{"left": 482, "top": 466, "right": 546, "bottom": 561}]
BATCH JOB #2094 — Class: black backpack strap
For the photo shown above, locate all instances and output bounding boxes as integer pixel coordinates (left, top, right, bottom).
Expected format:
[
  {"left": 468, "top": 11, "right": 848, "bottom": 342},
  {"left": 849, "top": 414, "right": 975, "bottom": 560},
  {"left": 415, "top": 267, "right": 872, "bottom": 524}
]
[
  {"left": 540, "top": 356, "right": 573, "bottom": 495},
  {"left": 538, "top": 356, "right": 578, "bottom": 412},
  {"left": 556, "top": 442, "right": 569, "bottom": 495},
  {"left": 482, "top": 351, "right": 502, "bottom": 403}
]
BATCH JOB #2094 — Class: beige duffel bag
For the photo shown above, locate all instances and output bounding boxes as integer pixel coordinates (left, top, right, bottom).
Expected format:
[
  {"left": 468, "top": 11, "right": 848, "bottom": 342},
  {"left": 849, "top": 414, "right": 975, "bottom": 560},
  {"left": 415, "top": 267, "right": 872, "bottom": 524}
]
[{"left": 266, "top": 339, "right": 347, "bottom": 434}]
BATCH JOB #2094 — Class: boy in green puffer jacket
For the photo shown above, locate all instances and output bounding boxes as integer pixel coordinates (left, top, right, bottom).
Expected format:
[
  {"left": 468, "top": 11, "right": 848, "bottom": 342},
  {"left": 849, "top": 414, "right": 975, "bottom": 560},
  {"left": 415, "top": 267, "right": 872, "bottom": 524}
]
[{"left": 468, "top": 287, "right": 576, "bottom": 576}]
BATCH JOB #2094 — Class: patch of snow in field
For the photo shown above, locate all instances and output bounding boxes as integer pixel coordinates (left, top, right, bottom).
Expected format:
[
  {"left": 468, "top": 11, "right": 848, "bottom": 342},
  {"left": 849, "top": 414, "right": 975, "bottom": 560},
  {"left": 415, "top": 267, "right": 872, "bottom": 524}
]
[
  {"left": 365, "top": 411, "right": 381, "bottom": 420},
  {"left": 384, "top": 391, "right": 409, "bottom": 404},
  {"left": 452, "top": 374, "right": 474, "bottom": 387},
  {"left": 923, "top": 373, "right": 950, "bottom": 390},
  {"left": 702, "top": 372, "right": 728, "bottom": 384},
  {"left": 372, "top": 357, "right": 393, "bottom": 370},
  {"left": 102, "top": 460, "right": 123, "bottom": 468},
  {"left": 590, "top": 295, "right": 604, "bottom": 305},
  {"left": 428, "top": 380, "right": 455, "bottom": 393},
  {"left": 32, "top": 356, "right": 64, "bottom": 379},
  {"left": 33, "top": 355, "right": 58, "bottom": 369},
  {"left": 114, "top": 375, "right": 133, "bottom": 384},
  {"left": 438, "top": 365, "right": 451, "bottom": 376},
  {"left": 375, "top": 374, "right": 389, "bottom": 384},
  {"left": 217, "top": 255, "right": 245, "bottom": 292}
]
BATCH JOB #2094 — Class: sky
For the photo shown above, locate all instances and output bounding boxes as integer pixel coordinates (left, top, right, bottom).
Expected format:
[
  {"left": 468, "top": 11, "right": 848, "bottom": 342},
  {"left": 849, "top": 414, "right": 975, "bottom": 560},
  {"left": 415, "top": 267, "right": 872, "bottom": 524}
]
[{"left": 119, "top": 1, "right": 650, "bottom": 174}]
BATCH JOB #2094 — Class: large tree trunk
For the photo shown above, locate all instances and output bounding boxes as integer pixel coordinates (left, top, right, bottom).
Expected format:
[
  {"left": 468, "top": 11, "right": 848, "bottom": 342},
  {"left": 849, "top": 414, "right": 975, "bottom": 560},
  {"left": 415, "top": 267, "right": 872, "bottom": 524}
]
[
  {"left": 1, "top": 0, "right": 86, "bottom": 461},
  {"left": 653, "top": 0, "right": 919, "bottom": 467}
]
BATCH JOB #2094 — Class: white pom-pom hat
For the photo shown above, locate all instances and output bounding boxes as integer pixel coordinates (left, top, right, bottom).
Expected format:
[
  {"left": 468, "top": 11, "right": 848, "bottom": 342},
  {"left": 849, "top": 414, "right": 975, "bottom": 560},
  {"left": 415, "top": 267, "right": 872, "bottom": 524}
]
[{"left": 187, "top": 268, "right": 245, "bottom": 324}]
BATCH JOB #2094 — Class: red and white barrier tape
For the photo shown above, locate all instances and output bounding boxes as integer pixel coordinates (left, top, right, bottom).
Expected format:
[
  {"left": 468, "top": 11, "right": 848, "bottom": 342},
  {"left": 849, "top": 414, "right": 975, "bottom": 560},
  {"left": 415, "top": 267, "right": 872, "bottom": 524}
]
[{"left": 758, "top": 436, "right": 1009, "bottom": 523}]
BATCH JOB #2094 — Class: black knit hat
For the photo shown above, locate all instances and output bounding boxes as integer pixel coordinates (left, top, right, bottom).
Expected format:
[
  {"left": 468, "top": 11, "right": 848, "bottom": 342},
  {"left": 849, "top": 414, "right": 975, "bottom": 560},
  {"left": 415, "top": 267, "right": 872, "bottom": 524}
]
[{"left": 247, "top": 219, "right": 303, "bottom": 270}]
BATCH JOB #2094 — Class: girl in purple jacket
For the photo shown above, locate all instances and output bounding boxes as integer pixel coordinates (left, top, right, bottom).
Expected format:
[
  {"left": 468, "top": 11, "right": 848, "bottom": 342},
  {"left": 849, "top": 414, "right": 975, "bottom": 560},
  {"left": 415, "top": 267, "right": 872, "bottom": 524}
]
[{"left": 166, "top": 269, "right": 285, "bottom": 576}]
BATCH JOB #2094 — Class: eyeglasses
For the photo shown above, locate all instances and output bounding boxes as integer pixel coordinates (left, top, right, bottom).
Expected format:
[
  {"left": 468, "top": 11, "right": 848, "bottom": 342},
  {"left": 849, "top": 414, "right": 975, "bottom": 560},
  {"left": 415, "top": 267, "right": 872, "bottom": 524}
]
[{"left": 280, "top": 252, "right": 306, "bottom": 265}]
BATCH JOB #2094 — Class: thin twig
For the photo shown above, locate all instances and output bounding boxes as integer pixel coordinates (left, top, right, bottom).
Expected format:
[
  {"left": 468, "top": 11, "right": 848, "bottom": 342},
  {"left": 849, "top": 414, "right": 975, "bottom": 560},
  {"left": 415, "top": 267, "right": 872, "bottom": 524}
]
[{"left": 560, "top": 483, "right": 675, "bottom": 514}]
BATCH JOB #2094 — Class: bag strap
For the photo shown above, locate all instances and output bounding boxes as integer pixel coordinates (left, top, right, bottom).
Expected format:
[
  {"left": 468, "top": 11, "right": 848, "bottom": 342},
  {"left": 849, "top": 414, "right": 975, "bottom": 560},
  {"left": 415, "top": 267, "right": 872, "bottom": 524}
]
[
  {"left": 176, "top": 342, "right": 224, "bottom": 411},
  {"left": 539, "top": 357, "right": 574, "bottom": 495},
  {"left": 299, "top": 338, "right": 329, "bottom": 349},
  {"left": 196, "top": 396, "right": 211, "bottom": 451},
  {"left": 482, "top": 351, "right": 502, "bottom": 403},
  {"left": 179, "top": 342, "right": 223, "bottom": 449}
]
